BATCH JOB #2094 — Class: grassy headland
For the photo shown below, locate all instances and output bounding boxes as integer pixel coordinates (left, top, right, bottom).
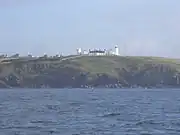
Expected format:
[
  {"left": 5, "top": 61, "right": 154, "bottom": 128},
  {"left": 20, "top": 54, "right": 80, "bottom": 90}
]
[{"left": 0, "top": 55, "right": 180, "bottom": 88}]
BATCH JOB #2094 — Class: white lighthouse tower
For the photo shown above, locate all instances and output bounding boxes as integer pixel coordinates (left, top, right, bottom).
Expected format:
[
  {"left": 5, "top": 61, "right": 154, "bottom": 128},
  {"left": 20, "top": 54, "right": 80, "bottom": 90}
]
[{"left": 115, "top": 45, "right": 119, "bottom": 56}]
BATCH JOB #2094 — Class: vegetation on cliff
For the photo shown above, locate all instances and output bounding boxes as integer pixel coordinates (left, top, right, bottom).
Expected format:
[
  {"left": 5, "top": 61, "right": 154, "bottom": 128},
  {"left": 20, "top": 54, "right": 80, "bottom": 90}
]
[{"left": 0, "top": 56, "right": 180, "bottom": 88}]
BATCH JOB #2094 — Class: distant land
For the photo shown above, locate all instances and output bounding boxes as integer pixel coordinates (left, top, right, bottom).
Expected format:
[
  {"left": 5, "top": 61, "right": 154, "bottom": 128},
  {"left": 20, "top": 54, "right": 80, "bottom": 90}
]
[{"left": 0, "top": 54, "right": 180, "bottom": 88}]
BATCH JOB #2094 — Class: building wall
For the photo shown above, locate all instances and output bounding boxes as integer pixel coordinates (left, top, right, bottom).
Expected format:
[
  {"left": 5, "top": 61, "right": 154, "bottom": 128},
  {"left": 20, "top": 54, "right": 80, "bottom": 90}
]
[
  {"left": 88, "top": 52, "right": 107, "bottom": 56},
  {"left": 76, "top": 47, "right": 120, "bottom": 56}
]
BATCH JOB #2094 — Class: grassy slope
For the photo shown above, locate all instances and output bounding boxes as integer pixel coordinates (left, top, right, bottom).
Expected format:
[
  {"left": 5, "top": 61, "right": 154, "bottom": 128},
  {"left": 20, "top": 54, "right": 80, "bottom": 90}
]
[
  {"left": 68, "top": 56, "right": 180, "bottom": 75},
  {"left": 1, "top": 55, "right": 180, "bottom": 79},
  {"left": 1, "top": 56, "right": 180, "bottom": 88}
]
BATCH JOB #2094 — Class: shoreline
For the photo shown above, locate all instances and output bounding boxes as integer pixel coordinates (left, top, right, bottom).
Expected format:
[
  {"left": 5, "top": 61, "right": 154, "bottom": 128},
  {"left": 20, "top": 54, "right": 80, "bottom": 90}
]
[{"left": 0, "top": 56, "right": 180, "bottom": 89}]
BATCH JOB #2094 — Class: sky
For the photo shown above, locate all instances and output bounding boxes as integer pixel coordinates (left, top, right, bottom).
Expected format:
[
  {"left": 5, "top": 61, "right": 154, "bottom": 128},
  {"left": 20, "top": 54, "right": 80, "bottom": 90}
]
[{"left": 0, "top": 0, "right": 180, "bottom": 57}]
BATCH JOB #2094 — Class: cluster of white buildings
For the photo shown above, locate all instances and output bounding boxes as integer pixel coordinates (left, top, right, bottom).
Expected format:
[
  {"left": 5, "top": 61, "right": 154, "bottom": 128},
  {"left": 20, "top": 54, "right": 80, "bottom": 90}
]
[{"left": 76, "top": 45, "right": 120, "bottom": 56}]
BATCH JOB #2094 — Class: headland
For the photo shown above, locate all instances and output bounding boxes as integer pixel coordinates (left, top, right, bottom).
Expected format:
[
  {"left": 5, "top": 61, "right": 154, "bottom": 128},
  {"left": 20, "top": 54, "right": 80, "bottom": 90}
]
[{"left": 0, "top": 53, "right": 180, "bottom": 88}]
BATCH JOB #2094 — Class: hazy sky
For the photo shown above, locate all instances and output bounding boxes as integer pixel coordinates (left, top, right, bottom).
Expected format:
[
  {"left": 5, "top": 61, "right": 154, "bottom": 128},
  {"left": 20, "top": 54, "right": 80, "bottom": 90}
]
[{"left": 0, "top": 0, "right": 180, "bottom": 57}]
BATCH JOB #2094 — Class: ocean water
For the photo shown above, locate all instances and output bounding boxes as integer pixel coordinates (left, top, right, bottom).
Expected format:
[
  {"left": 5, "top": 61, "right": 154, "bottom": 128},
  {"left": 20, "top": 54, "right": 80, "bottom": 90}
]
[{"left": 0, "top": 89, "right": 180, "bottom": 135}]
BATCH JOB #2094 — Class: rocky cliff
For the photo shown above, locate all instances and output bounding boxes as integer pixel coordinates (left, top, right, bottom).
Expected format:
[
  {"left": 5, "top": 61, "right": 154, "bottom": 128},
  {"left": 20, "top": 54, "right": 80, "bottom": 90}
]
[{"left": 0, "top": 56, "right": 180, "bottom": 88}]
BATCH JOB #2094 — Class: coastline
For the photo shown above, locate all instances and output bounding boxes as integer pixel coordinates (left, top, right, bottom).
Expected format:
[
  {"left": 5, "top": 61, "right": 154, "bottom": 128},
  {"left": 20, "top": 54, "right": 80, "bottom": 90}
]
[{"left": 0, "top": 55, "right": 180, "bottom": 89}]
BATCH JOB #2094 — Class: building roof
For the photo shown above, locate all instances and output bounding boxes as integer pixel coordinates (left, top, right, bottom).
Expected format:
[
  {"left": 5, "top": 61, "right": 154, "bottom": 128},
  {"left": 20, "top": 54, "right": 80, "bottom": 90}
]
[{"left": 89, "top": 50, "right": 105, "bottom": 53}]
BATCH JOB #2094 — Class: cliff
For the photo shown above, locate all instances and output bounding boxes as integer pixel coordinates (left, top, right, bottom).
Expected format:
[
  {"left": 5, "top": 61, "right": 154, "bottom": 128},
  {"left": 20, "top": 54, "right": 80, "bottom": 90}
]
[{"left": 0, "top": 56, "right": 180, "bottom": 88}]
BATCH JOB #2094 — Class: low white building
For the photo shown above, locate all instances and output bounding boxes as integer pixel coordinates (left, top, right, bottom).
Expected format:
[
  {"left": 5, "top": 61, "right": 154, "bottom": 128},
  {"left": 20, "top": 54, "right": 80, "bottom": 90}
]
[
  {"left": 88, "top": 50, "right": 106, "bottom": 56},
  {"left": 76, "top": 48, "right": 82, "bottom": 55},
  {"left": 76, "top": 45, "right": 120, "bottom": 56},
  {"left": 83, "top": 50, "right": 89, "bottom": 55}
]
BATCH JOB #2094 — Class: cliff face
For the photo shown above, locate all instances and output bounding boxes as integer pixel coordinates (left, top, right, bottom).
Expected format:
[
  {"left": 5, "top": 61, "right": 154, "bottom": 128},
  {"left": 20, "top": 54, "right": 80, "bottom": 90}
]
[{"left": 0, "top": 56, "right": 180, "bottom": 88}]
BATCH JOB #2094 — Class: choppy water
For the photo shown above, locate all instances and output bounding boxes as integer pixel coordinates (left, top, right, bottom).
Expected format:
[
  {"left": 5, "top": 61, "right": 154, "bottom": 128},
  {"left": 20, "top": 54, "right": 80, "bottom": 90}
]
[{"left": 0, "top": 89, "right": 180, "bottom": 135}]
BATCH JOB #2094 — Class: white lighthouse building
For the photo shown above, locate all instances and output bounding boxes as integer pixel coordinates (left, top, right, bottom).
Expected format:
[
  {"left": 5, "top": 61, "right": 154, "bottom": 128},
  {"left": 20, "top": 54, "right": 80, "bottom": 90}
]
[{"left": 115, "top": 45, "right": 119, "bottom": 56}]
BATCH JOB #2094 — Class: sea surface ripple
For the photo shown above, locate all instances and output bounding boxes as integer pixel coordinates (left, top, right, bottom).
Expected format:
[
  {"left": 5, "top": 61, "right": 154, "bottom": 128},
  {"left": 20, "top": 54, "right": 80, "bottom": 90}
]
[{"left": 0, "top": 89, "right": 180, "bottom": 135}]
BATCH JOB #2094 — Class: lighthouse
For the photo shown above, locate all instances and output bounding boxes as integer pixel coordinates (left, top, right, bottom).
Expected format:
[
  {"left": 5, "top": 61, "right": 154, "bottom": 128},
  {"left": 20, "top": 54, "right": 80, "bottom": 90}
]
[{"left": 115, "top": 45, "right": 119, "bottom": 56}]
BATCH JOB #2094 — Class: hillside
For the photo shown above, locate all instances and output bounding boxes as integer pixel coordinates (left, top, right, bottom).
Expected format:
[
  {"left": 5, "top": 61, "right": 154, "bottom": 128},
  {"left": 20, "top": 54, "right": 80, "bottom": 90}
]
[{"left": 0, "top": 56, "right": 180, "bottom": 88}]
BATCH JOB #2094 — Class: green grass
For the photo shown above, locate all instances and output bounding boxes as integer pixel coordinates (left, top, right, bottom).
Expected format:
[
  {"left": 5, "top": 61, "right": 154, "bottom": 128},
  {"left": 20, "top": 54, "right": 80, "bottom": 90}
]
[
  {"left": 2, "top": 55, "right": 180, "bottom": 78},
  {"left": 69, "top": 56, "right": 180, "bottom": 76}
]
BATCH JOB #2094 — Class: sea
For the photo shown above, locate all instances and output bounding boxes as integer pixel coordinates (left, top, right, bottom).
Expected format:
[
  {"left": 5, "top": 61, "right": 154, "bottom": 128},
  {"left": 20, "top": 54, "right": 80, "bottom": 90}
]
[{"left": 0, "top": 88, "right": 180, "bottom": 135}]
